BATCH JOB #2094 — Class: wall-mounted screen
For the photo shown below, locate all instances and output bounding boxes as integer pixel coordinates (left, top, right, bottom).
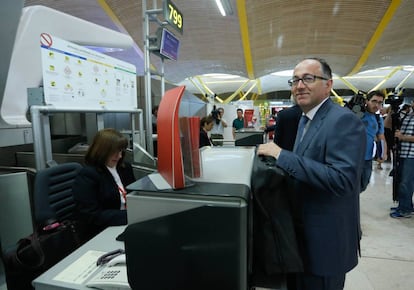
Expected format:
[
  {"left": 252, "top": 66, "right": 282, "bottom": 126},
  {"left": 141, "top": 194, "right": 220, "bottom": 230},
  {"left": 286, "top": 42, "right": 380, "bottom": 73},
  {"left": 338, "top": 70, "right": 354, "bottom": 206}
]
[{"left": 159, "top": 28, "right": 180, "bottom": 61}]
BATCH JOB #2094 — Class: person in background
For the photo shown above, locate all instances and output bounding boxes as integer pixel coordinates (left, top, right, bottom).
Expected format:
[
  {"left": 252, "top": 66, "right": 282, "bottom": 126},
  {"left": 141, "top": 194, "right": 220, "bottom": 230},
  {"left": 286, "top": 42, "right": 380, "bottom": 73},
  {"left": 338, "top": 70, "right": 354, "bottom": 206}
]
[
  {"left": 360, "top": 91, "right": 387, "bottom": 191},
  {"left": 400, "top": 103, "right": 411, "bottom": 120},
  {"left": 210, "top": 107, "right": 228, "bottom": 146},
  {"left": 73, "top": 128, "right": 136, "bottom": 242},
  {"left": 232, "top": 108, "right": 244, "bottom": 139},
  {"left": 199, "top": 115, "right": 214, "bottom": 148},
  {"left": 375, "top": 107, "right": 388, "bottom": 169},
  {"left": 390, "top": 109, "right": 414, "bottom": 218},
  {"left": 383, "top": 106, "right": 393, "bottom": 162},
  {"left": 257, "top": 58, "right": 365, "bottom": 290},
  {"left": 383, "top": 104, "right": 411, "bottom": 167},
  {"left": 152, "top": 105, "right": 159, "bottom": 133}
]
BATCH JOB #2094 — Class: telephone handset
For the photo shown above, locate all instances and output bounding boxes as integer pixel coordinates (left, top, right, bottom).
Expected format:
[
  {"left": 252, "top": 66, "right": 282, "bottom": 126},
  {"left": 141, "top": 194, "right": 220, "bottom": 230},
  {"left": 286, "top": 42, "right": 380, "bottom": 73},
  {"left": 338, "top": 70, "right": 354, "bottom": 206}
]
[{"left": 86, "top": 254, "right": 131, "bottom": 290}]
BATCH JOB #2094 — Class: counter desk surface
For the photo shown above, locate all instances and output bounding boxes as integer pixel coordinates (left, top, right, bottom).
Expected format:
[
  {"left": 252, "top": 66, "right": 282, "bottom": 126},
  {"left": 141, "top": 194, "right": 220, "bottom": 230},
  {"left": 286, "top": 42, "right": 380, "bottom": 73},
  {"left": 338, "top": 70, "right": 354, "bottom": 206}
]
[{"left": 32, "top": 225, "right": 126, "bottom": 290}]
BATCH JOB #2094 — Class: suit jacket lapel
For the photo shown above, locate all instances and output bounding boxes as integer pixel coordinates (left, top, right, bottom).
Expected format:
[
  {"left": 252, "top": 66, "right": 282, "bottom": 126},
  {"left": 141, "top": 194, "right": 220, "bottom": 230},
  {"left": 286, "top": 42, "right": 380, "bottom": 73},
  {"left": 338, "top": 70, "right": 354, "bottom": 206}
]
[{"left": 296, "top": 99, "right": 332, "bottom": 154}]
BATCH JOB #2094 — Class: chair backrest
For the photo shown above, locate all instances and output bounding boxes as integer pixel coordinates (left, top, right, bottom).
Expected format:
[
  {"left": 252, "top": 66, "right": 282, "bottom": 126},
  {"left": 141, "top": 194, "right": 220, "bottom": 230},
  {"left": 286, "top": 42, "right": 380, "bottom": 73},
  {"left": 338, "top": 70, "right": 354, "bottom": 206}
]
[{"left": 32, "top": 162, "right": 82, "bottom": 227}]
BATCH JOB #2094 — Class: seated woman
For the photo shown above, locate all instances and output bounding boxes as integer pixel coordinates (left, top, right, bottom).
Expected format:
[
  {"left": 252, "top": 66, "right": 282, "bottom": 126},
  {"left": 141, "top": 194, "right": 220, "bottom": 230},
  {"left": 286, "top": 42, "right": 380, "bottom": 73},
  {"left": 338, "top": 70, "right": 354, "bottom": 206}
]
[
  {"left": 199, "top": 115, "right": 214, "bottom": 148},
  {"left": 72, "top": 128, "right": 136, "bottom": 242}
]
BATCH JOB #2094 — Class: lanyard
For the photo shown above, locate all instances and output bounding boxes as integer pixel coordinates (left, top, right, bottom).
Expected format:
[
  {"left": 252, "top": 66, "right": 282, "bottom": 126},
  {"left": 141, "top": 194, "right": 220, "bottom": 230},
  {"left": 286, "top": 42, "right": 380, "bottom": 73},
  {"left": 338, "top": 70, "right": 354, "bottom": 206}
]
[{"left": 118, "top": 185, "right": 127, "bottom": 208}]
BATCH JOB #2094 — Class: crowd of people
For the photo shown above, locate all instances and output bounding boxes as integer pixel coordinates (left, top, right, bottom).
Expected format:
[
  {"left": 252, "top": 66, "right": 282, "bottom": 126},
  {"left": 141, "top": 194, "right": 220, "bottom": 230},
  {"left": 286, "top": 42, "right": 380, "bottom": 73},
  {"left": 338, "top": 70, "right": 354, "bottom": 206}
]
[{"left": 256, "top": 58, "right": 414, "bottom": 289}]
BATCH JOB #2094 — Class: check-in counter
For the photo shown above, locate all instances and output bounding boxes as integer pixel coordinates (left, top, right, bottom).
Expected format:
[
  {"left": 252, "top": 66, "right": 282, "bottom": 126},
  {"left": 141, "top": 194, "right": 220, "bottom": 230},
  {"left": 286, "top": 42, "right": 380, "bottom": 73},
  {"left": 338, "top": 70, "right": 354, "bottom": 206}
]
[
  {"left": 235, "top": 128, "right": 264, "bottom": 146},
  {"left": 125, "top": 147, "right": 254, "bottom": 290},
  {"left": 30, "top": 147, "right": 286, "bottom": 290}
]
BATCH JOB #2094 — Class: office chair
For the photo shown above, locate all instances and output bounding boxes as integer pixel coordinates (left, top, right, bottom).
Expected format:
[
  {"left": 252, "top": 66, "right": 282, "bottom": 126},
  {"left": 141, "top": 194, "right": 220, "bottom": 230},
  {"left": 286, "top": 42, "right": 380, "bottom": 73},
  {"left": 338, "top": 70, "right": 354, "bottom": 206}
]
[
  {"left": 1, "top": 162, "right": 83, "bottom": 290},
  {"left": 32, "top": 162, "right": 82, "bottom": 227}
]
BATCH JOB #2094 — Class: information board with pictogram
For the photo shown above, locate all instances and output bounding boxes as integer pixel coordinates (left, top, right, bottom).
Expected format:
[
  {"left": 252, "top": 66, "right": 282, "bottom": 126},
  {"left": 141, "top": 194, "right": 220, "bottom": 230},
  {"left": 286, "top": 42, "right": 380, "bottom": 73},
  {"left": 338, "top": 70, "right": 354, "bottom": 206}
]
[{"left": 40, "top": 34, "right": 137, "bottom": 110}]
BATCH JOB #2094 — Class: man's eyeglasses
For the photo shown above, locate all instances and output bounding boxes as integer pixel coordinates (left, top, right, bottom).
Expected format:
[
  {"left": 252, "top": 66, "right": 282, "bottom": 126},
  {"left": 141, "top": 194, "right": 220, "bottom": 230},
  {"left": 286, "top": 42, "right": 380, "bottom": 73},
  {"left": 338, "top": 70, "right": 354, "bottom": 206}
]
[{"left": 288, "top": 74, "right": 330, "bottom": 87}]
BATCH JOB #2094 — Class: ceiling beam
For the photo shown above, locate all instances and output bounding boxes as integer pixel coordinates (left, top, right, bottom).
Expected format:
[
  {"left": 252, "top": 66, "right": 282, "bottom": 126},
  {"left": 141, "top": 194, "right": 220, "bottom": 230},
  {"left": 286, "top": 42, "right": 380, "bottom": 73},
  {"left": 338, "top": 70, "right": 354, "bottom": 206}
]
[
  {"left": 239, "top": 80, "right": 258, "bottom": 100},
  {"left": 97, "top": 0, "right": 144, "bottom": 60},
  {"left": 237, "top": 0, "right": 254, "bottom": 80},
  {"left": 336, "top": 76, "right": 359, "bottom": 93},
  {"left": 223, "top": 79, "right": 251, "bottom": 103},
  {"left": 348, "top": 0, "right": 401, "bottom": 76},
  {"left": 369, "top": 66, "right": 402, "bottom": 91},
  {"left": 395, "top": 70, "right": 414, "bottom": 91},
  {"left": 195, "top": 76, "right": 214, "bottom": 95},
  {"left": 189, "top": 77, "right": 208, "bottom": 96}
]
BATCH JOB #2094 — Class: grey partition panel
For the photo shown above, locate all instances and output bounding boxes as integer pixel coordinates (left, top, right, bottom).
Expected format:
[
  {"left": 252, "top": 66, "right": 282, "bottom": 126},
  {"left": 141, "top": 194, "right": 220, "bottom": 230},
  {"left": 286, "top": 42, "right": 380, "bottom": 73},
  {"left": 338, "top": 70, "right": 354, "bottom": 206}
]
[
  {"left": 125, "top": 204, "right": 248, "bottom": 290},
  {"left": 125, "top": 178, "right": 251, "bottom": 290},
  {"left": 0, "top": 172, "right": 33, "bottom": 249}
]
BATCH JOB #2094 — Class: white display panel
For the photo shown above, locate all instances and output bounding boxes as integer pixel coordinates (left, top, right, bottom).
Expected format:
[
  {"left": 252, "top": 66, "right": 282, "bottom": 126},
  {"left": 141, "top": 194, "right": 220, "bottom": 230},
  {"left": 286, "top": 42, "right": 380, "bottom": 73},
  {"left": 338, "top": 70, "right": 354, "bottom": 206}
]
[{"left": 41, "top": 34, "right": 137, "bottom": 110}]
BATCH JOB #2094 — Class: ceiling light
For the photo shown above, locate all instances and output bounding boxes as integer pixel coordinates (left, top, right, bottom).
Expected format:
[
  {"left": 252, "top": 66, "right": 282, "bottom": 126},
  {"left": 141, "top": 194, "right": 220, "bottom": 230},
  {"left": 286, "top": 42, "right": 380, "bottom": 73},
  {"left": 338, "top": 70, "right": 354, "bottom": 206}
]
[
  {"left": 359, "top": 67, "right": 394, "bottom": 74},
  {"left": 215, "top": 0, "right": 233, "bottom": 16},
  {"left": 402, "top": 65, "right": 414, "bottom": 72},
  {"left": 332, "top": 3, "right": 340, "bottom": 16},
  {"left": 202, "top": 73, "right": 239, "bottom": 79}
]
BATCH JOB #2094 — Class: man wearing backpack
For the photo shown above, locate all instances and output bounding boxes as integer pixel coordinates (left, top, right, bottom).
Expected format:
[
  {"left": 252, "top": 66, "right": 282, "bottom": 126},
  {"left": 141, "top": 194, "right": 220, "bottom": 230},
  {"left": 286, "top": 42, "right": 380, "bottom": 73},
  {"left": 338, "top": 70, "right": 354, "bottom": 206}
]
[{"left": 360, "top": 90, "right": 387, "bottom": 192}]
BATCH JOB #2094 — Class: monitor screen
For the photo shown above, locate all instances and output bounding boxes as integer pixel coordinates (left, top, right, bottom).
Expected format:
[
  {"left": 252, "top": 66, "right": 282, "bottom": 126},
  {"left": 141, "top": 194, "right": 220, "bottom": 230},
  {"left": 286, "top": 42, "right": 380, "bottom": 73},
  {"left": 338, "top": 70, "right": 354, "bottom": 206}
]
[{"left": 160, "top": 28, "right": 180, "bottom": 61}]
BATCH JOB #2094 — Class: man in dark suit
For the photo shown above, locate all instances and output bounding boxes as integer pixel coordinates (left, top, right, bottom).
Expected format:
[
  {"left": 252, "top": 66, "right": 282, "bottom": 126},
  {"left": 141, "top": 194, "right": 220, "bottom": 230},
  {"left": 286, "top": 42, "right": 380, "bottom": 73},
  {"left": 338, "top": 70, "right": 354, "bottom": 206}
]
[
  {"left": 273, "top": 104, "right": 302, "bottom": 150},
  {"left": 257, "top": 58, "right": 366, "bottom": 289}
]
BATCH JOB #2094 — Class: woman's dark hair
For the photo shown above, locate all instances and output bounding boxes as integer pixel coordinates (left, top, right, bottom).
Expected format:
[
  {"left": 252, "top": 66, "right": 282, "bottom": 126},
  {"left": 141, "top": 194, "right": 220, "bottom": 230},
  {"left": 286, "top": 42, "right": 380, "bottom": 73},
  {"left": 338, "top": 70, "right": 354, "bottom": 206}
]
[
  {"left": 200, "top": 115, "right": 214, "bottom": 129},
  {"left": 85, "top": 128, "right": 128, "bottom": 168}
]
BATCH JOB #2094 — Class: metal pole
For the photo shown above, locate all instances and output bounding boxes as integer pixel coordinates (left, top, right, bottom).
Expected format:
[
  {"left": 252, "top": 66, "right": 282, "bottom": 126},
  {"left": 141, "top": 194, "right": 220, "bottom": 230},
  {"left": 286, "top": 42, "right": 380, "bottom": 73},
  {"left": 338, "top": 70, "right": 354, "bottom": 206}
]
[
  {"left": 143, "top": 0, "right": 154, "bottom": 155},
  {"left": 42, "top": 114, "right": 53, "bottom": 165},
  {"left": 96, "top": 113, "right": 105, "bottom": 130},
  {"left": 30, "top": 106, "right": 143, "bottom": 170},
  {"left": 131, "top": 113, "right": 136, "bottom": 148},
  {"left": 161, "top": 57, "right": 165, "bottom": 96},
  {"left": 30, "top": 106, "right": 46, "bottom": 170}
]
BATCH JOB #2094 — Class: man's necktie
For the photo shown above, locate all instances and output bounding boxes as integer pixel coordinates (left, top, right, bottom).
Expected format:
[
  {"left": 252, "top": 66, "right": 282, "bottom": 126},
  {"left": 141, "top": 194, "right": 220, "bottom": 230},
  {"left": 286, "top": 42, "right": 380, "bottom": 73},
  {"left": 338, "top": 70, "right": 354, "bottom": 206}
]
[{"left": 293, "top": 115, "right": 309, "bottom": 152}]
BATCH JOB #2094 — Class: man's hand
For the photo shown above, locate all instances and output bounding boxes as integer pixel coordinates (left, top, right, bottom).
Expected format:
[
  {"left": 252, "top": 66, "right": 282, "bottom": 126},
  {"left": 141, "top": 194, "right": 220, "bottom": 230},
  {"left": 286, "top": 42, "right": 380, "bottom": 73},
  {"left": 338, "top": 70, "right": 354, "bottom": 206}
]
[
  {"left": 257, "top": 142, "right": 282, "bottom": 159},
  {"left": 395, "top": 130, "right": 412, "bottom": 142}
]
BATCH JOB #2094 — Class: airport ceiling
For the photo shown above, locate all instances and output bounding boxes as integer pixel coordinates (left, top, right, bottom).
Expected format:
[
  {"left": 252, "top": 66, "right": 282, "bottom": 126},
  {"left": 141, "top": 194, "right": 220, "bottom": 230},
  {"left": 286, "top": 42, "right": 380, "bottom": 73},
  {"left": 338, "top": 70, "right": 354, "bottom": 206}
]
[{"left": 24, "top": 0, "right": 414, "bottom": 100}]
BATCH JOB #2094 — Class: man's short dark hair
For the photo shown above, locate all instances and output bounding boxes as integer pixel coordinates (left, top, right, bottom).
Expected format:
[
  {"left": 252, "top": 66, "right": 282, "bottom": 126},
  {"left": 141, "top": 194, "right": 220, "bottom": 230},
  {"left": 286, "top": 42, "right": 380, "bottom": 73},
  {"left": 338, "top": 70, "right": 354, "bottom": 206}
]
[
  {"left": 306, "top": 57, "right": 332, "bottom": 79},
  {"left": 237, "top": 108, "right": 243, "bottom": 113},
  {"left": 366, "top": 90, "right": 385, "bottom": 100}
]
